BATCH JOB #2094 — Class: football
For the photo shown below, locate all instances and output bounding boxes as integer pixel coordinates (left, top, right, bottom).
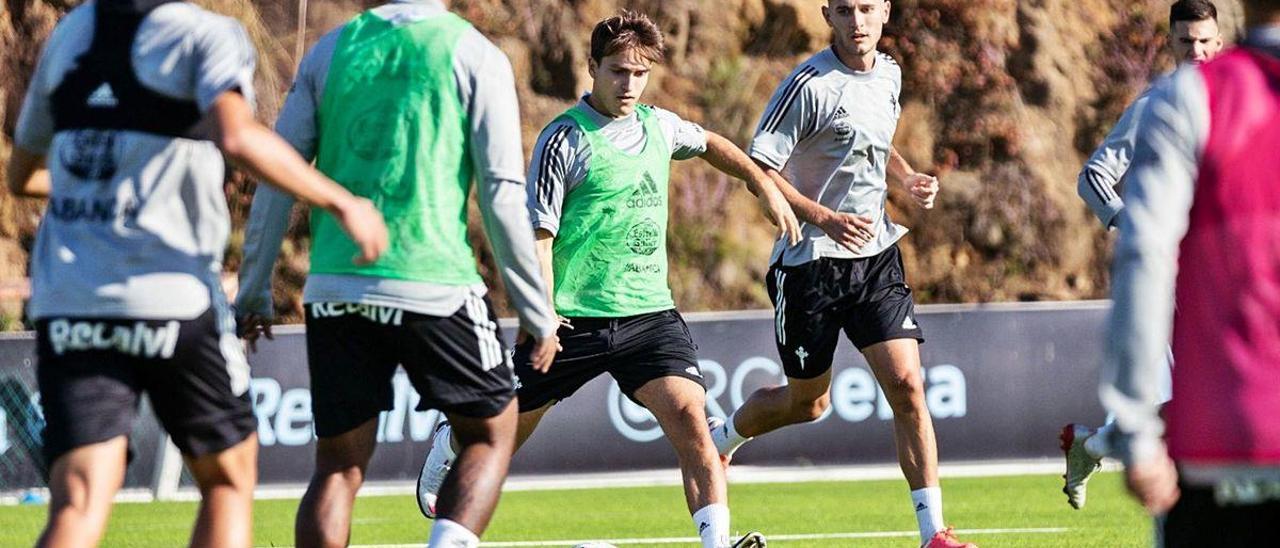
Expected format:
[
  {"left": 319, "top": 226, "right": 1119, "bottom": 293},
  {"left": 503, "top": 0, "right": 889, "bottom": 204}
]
[{"left": 572, "top": 543, "right": 620, "bottom": 548}]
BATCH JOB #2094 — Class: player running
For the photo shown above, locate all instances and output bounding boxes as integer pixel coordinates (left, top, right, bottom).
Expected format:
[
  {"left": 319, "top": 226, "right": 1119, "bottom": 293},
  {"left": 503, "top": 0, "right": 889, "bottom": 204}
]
[
  {"left": 1062, "top": 0, "right": 1223, "bottom": 510},
  {"left": 707, "top": 2, "right": 973, "bottom": 547},
  {"left": 1103, "top": 0, "right": 1280, "bottom": 542},
  {"left": 7, "top": 1, "right": 387, "bottom": 546},
  {"left": 416, "top": 10, "right": 800, "bottom": 548},
  {"left": 234, "top": 1, "right": 557, "bottom": 547}
]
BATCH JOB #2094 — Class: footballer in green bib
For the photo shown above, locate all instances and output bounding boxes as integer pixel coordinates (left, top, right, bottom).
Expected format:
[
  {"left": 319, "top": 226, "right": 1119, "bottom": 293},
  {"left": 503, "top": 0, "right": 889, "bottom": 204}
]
[
  {"left": 551, "top": 104, "right": 675, "bottom": 317},
  {"left": 312, "top": 10, "right": 480, "bottom": 285}
]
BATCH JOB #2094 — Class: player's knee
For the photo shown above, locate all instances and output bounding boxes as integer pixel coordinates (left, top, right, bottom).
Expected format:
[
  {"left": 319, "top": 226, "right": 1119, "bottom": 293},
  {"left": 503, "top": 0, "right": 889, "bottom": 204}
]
[
  {"left": 310, "top": 464, "right": 366, "bottom": 494},
  {"left": 880, "top": 372, "right": 926, "bottom": 413},
  {"left": 452, "top": 419, "right": 511, "bottom": 450},
  {"left": 49, "top": 492, "right": 108, "bottom": 522},
  {"left": 452, "top": 427, "right": 493, "bottom": 449},
  {"left": 190, "top": 455, "right": 256, "bottom": 495},
  {"left": 789, "top": 393, "right": 830, "bottom": 422},
  {"left": 454, "top": 433, "right": 514, "bottom": 459},
  {"left": 43, "top": 504, "right": 111, "bottom": 548},
  {"left": 450, "top": 401, "right": 519, "bottom": 450},
  {"left": 647, "top": 399, "right": 708, "bottom": 440},
  {"left": 672, "top": 397, "right": 708, "bottom": 422},
  {"left": 312, "top": 450, "right": 370, "bottom": 482},
  {"left": 194, "top": 467, "right": 255, "bottom": 497}
]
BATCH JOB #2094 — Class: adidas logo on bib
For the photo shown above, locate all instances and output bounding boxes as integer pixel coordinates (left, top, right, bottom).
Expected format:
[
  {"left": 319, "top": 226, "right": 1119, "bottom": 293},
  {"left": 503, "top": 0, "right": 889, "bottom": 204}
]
[{"left": 625, "top": 172, "right": 662, "bottom": 209}]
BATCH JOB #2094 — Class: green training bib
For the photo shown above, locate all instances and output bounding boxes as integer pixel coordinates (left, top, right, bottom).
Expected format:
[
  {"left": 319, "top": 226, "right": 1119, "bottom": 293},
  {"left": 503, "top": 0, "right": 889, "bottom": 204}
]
[
  {"left": 311, "top": 10, "right": 481, "bottom": 284},
  {"left": 552, "top": 104, "right": 675, "bottom": 317}
]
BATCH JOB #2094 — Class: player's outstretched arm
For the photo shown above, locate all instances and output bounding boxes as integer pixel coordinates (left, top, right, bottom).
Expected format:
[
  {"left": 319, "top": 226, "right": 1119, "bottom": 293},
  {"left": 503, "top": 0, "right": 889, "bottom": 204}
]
[
  {"left": 700, "top": 131, "right": 801, "bottom": 245},
  {"left": 208, "top": 91, "right": 388, "bottom": 266},
  {"left": 5, "top": 148, "right": 50, "bottom": 198},
  {"left": 753, "top": 159, "right": 874, "bottom": 252},
  {"left": 888, "top": 147, "right": 938, "bottom": 210}
]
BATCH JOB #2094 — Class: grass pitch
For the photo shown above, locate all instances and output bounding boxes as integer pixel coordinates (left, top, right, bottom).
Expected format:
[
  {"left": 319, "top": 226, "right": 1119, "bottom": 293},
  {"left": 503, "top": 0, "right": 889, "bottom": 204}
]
[{"left": 0, "top": 472, "right": 1150, "bottom": 547}]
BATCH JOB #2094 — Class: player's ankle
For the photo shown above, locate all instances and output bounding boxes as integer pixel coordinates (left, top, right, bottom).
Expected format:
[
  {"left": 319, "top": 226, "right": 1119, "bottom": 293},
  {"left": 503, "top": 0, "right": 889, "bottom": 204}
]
[
  {"left": 1084, "top": 423, "right": 1113, "bottom": 460},
  {"left": 692, "top": 503, "right": 731, "bottom": 548},
  {"left": 427, "top": 519, "right": 479, "bottom": 548},
  {"left": 910, "top": 487, "right": 946, "bottom": 543},
  {"left": 712, "top": 413, "right": 753, "bottom": 456}
]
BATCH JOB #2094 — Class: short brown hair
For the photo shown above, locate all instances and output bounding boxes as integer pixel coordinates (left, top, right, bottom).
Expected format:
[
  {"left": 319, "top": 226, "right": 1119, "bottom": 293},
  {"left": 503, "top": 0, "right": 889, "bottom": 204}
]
[
  {"left": 590, "top": 10, "right": 666, "bottom": 64},
  {"left": 1170, "top": 0, "right": 1218, "bottom": 26}
]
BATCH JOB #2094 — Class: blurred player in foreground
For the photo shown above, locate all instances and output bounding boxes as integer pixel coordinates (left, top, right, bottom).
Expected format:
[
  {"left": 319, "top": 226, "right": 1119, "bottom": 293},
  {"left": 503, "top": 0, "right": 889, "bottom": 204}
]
[
  {"left": 1102, "top": 0, "right": 1280, "bottom": 545},
  {"left": 235, "top": 1, "right": 557, "bottom": 546},
  {"left": 1062, "top": 0, "right": 1225, "bottom": 510},
  {"left": 8, "top": 1, "right": 386, "bottom": 546}
]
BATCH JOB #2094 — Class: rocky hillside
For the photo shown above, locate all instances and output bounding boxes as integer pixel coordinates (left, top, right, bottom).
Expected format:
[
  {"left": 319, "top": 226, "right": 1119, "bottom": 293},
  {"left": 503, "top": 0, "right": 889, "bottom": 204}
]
[{"left": 0, "top": 0, "right": 1247, "bottom": 325}]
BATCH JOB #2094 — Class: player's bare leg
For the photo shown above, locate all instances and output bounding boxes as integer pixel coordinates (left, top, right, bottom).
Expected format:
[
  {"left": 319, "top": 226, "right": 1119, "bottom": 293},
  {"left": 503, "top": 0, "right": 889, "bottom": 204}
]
[
  {"left": 863, "top": 339, "right": 973, "bottom": 547},
  {"left": 862, "top": 339, "right": 937, "bottom": 490},
  {"left": 636, "top": 377, "right": 725, "bottom": 513},
  {"left": 418, "top": 402, "right": 552, "bottom": 519},
  {"left": 430, "top": 401, "right": 518, "bottom": 537},
  {"left": 730, "top": 369, "right": 832, "bottom": 439},
  {"left": 295, "top": 418, "right": 378, "bottom": 548},
  {"left": 636, "top": 376, "right": 762, "bottom": 548},
  {"left": 36, "top": 437, "right": 127, "bottom": 548},
  {"left": 712, "top": 369, "right": 833, "bottom": 465},
  {"left": 514, "top": 403, "right": 553, "bottom": 450},
  {"left": 186, "top": 434, "right": 258, "bottom": 548}
]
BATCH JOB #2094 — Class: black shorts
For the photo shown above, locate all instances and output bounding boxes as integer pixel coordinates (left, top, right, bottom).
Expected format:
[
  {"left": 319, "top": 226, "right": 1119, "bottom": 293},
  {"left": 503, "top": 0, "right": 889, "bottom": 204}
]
[
  {"left": 1163, "top": 481, "right": 1280, "bottom": 547},
  {"left": 36, "top": 309, "right": 256, "bottom": 465},
  {"left": 768, "top": 244, "right": 924, "bottom": 379},
  {"left": 305, "top": 297, "right": 514, "bottom": 438},
  {"left": 512, "top": 309, "right": 704, "bottom": 413}
]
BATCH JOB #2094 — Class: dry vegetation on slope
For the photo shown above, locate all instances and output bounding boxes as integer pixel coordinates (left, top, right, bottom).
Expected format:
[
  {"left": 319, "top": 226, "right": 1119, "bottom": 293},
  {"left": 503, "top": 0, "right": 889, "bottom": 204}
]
[{"left": 0, "top": 0, "right": 1247, "bottom": 325}]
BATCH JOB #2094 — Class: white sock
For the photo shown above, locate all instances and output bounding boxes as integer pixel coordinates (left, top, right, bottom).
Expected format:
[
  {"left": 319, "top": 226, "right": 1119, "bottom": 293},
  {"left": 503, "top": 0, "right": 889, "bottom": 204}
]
[
  {"left": 437, "top": 423, "right": 458, "bottom": 460},
  {"left": 692, "top": 503, "right": 731, "bottom": 548},
  {"left": 910, "top": 487, "right": 945, "bottom": 542},
  {"left": 427, "top": 518, "right": 479, "bottom": 548},
  {"left": 1085, "top": 421, "right": 1115, "bottom": 460},
  {"left": 713, "top": 413, "right": 753, "bottom": 457}
]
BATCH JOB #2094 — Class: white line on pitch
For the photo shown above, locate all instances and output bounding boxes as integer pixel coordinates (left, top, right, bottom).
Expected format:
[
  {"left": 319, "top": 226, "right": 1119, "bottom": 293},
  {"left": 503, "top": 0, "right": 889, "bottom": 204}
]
[{"left": 346, "top": 527, "right": 1068, "bottom": 547}]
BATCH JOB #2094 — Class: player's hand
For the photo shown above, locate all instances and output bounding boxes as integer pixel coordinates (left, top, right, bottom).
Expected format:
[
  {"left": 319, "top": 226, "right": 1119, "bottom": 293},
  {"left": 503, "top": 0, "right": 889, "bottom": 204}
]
[
  {"left": 756, "top": 185, "right": 802, "bottom": 246},
  {"left": 237, "top": 313, "right": 274, "bottom": 354},
  {"left": 1124, "top": 452, "right": 1180, "bottom": 515},
  {"left": 518, "top": 328, "right": 559, "bottom": 373},
  {"left": 817, "top": 210, "right": 875, "bottom": 252},
  {"left": 902, "top": 172, "right": 939, "bottom": 209},
  {"left": 332, "top": 196, "right": 389, "bottom": 265}
]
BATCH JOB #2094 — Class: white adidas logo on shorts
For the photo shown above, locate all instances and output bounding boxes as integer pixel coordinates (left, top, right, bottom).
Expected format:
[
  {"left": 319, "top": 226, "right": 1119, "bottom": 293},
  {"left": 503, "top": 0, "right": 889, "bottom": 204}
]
[{"left": 87, "top": 83, "right": 118, "bottom": 107}]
